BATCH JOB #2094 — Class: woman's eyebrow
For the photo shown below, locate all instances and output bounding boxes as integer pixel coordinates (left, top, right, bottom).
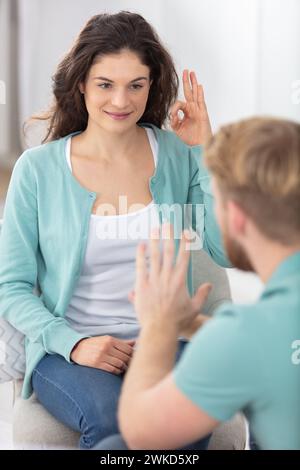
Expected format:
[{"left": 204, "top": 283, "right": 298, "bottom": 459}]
[{"left": 93, "top": 76, "right": 148, "bottom": 82}]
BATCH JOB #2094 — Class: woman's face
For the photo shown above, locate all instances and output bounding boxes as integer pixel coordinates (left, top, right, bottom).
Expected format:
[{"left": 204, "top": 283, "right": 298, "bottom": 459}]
[{"left": 80, "top": 49, "right": 152, "bottom": 134}]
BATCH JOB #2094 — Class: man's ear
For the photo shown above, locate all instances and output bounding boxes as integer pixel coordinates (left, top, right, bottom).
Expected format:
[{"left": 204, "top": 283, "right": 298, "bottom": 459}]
[{"left": 227, "top": 200, "right": 247, "bottom": 237}]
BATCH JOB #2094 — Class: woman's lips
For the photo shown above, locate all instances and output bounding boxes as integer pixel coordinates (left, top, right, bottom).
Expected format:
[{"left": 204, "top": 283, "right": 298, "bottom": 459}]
[{"left": 104, "top": 111, "right": 132, "bottom": 120}]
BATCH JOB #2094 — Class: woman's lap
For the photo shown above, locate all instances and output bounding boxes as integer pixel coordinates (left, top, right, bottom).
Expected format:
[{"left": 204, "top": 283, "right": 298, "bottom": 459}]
[{"left": 31, "top": 340, "right": 191, "bottom": 450}]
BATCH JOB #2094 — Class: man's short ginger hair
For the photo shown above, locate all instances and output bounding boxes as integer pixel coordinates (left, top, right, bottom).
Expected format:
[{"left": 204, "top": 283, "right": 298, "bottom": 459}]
[{"left": 204, "top": 117, "right": 300, "bottom": 244}]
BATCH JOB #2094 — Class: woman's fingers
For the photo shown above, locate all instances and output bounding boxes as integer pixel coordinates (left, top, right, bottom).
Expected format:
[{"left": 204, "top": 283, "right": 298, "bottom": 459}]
[
  {"left": 170, "top": 112, "right": 182, "bottom": 132},
  {"left": 183, "top": 69, "right": 199, "bottom": 104},
  {"left": 197, "top": 84, "right": 207, "bottom": 113},
  {"left": 112, "top": 338, "right": 135, "bottom": 356},
  {"left": 111, "top": 347, "right": 132, "bottom": 364},
  {"left": 183, "top": 69, "right": 193, "bottom": 102},
  {"left": 190, "top": 71, "right": 198, "bottom": 103},
  {"left": 104, "top": 354, "right": 129, "bottom": 370},
  {"left": 170, "top": 101, "right": 187, "bottom": 120},
  {"left": 97, "top": 361, "right": 124, "bottom": 375},
  {"left": 172, "top": 70, "right": 204, "bottom": 124}
]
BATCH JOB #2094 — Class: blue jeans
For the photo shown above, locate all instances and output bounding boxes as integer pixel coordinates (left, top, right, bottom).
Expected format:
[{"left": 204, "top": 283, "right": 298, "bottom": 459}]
[{"left": 32, "top": 340, "right": 210, "bottom": 450}]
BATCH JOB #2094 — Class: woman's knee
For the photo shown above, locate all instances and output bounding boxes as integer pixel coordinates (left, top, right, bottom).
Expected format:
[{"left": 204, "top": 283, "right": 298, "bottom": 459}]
[
  {"left": 32, "top": 355, "right": 123, "bottom": 449},
  {"left": 79, "top": 412, "right": 120, "bottom": 449}
]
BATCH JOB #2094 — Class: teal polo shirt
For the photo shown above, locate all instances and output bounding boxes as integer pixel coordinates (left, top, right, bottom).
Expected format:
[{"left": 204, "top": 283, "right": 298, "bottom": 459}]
[{"left": 174, "top": 251, "right": 300, "bottom": 450}]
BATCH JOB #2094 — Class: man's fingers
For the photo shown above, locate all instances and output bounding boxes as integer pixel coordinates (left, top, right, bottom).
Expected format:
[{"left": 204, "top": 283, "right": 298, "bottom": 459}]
[
  {"left": 191, "top": 283, "right": 212, "bottom": 312},
  {"left": 128, "top": 290, "right": 135, "bottom": 303},
  {"left": 149, "top": 226, "right": 161, "bottom": 281},
  {"left": 175, "top": 229, "right": 192, "bottom": 280},
  {"left": 161, "top": 223, "right": 175, "bottom": 279},
  {"left": 135, "top": 243, "right": 148, "bottom": 288}
]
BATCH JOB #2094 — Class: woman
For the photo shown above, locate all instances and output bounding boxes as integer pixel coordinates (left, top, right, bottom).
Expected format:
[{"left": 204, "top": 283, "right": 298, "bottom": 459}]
[{"left": 0, "top": 11, "right": 229, "bottom": 449}]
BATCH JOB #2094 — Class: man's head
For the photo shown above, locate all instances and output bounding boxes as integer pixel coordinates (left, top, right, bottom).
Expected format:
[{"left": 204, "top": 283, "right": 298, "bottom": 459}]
[{"left": 205, "top": 117, "right": 300, "bottom": 271}]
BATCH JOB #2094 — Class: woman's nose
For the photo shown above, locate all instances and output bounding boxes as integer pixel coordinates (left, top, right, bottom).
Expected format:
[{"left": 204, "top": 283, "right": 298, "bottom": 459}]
[{"left": 110, "top": 89, "right": 130, "bottom": 108}]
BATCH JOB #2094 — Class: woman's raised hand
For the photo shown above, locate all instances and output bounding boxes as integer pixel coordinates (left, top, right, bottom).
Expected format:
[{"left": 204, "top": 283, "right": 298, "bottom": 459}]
[{"left": 170, "top": 70, "right": 212, "bottom": 146}]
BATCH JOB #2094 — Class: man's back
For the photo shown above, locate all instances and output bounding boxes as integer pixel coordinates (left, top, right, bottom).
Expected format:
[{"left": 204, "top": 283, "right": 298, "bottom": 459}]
[{"left": 174, "top": 252, "right": 300, "bottom": 449}]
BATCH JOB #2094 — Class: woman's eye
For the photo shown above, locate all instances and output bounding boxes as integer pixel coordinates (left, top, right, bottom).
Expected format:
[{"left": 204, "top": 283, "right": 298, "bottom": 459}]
[
  {"left": 98, "top": 83, "right": 111, "bottom": 89},
  {"left": 97, "top": 83, "right": 143, "bottom": 90}
]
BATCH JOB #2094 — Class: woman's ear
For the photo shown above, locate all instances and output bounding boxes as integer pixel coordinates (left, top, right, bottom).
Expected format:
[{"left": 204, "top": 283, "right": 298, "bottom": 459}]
[{"left": 79, "top": 82, "right": 85, "bottom": 94}]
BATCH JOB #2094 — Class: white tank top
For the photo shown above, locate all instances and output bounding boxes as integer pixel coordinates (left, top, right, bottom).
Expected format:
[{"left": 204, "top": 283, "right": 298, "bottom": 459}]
[{"left": 64, "top": 128, "right": 160, "bottom": 340}]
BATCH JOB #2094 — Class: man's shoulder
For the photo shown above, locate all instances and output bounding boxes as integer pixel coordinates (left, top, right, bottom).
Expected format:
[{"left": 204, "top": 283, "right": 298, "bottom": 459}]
[{"left": 191, "top": 301, "right": 263, "bottom": 353}]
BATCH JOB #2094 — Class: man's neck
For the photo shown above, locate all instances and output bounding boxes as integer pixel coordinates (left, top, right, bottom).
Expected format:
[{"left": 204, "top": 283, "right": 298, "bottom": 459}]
[{"left": 247, "top": 241, "right": 300, "bottom": 284}]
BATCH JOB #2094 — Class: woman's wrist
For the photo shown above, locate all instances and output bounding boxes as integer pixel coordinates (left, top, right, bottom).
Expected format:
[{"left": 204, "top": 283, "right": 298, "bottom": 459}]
[{"left": 70, "top": 338, "right": 85, "bottom": 360}]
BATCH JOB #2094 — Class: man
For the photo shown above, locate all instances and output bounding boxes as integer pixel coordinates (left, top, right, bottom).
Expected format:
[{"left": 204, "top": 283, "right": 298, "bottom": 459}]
[{"left": 97, "top": 117, "right": 300, "bottom": 450}]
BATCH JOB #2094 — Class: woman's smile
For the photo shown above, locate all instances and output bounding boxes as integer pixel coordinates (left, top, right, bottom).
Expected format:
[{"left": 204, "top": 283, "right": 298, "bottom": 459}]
[{"left": 104, "top": 110, "right": 133, "bottom": 120}]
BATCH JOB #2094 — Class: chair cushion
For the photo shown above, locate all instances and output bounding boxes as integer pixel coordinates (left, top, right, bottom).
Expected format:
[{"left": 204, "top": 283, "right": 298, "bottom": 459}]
[
  {"left": 0, "top": 318, "right": 25, "bottom": 383},
  {"left": 208, "top": 413, "right": 247, "bottom": 450},
  {"left": 12, "top": 379, "right": 79, "bottom": 450}
]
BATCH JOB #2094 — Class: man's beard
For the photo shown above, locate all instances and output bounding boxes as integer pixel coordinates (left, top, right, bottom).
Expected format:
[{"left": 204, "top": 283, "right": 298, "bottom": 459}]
[{"left": 223, "top": 229, "right": 255, "bottom": 272}]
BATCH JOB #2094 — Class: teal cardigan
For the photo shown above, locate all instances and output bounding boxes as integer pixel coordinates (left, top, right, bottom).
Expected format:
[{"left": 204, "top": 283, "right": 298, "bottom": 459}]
[{"left": 0, "top": 124, "right": 229, "bottom": 399}]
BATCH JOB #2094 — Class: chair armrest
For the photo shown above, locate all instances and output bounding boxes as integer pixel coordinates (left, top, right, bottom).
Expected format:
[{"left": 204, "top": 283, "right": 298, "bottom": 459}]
[{"left": 192, "top": 249, "right": 231, "bottom": 316}]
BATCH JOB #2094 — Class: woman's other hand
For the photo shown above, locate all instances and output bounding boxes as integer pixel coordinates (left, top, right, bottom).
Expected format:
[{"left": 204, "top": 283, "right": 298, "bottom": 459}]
[{"left": 70, "top": 336, "right": 136, "bottom": 375}]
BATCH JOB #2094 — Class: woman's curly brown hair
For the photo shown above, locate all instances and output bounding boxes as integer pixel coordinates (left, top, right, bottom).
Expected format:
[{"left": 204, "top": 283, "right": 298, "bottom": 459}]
[{"left": 27, "top": 11, "right": 179, "bottom": 143}]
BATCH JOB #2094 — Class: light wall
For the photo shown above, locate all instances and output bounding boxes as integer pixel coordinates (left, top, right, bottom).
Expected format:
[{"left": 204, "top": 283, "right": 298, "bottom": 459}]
[{"left": 17, "top": 0, "right": 300, "bottom": 147}]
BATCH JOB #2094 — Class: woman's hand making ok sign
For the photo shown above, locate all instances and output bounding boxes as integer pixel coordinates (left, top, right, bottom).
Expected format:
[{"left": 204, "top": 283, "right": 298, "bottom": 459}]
[{"left": 170, "top": 70, "right": 212, "bottom": 146}]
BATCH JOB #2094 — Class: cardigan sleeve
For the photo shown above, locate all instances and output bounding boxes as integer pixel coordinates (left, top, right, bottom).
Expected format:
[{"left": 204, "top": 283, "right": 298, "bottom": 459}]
[
  {"left": 187, "top": 145, "right": 231, "bottom": 268},
  {"left": 0, "top": 153, "right": 88, "bottom": 361}
]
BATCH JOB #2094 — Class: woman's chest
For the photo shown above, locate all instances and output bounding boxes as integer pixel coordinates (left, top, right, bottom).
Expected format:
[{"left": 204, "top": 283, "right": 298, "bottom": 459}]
[{"left": 72, "top": 154, "right": 155, "bottom": 215}]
